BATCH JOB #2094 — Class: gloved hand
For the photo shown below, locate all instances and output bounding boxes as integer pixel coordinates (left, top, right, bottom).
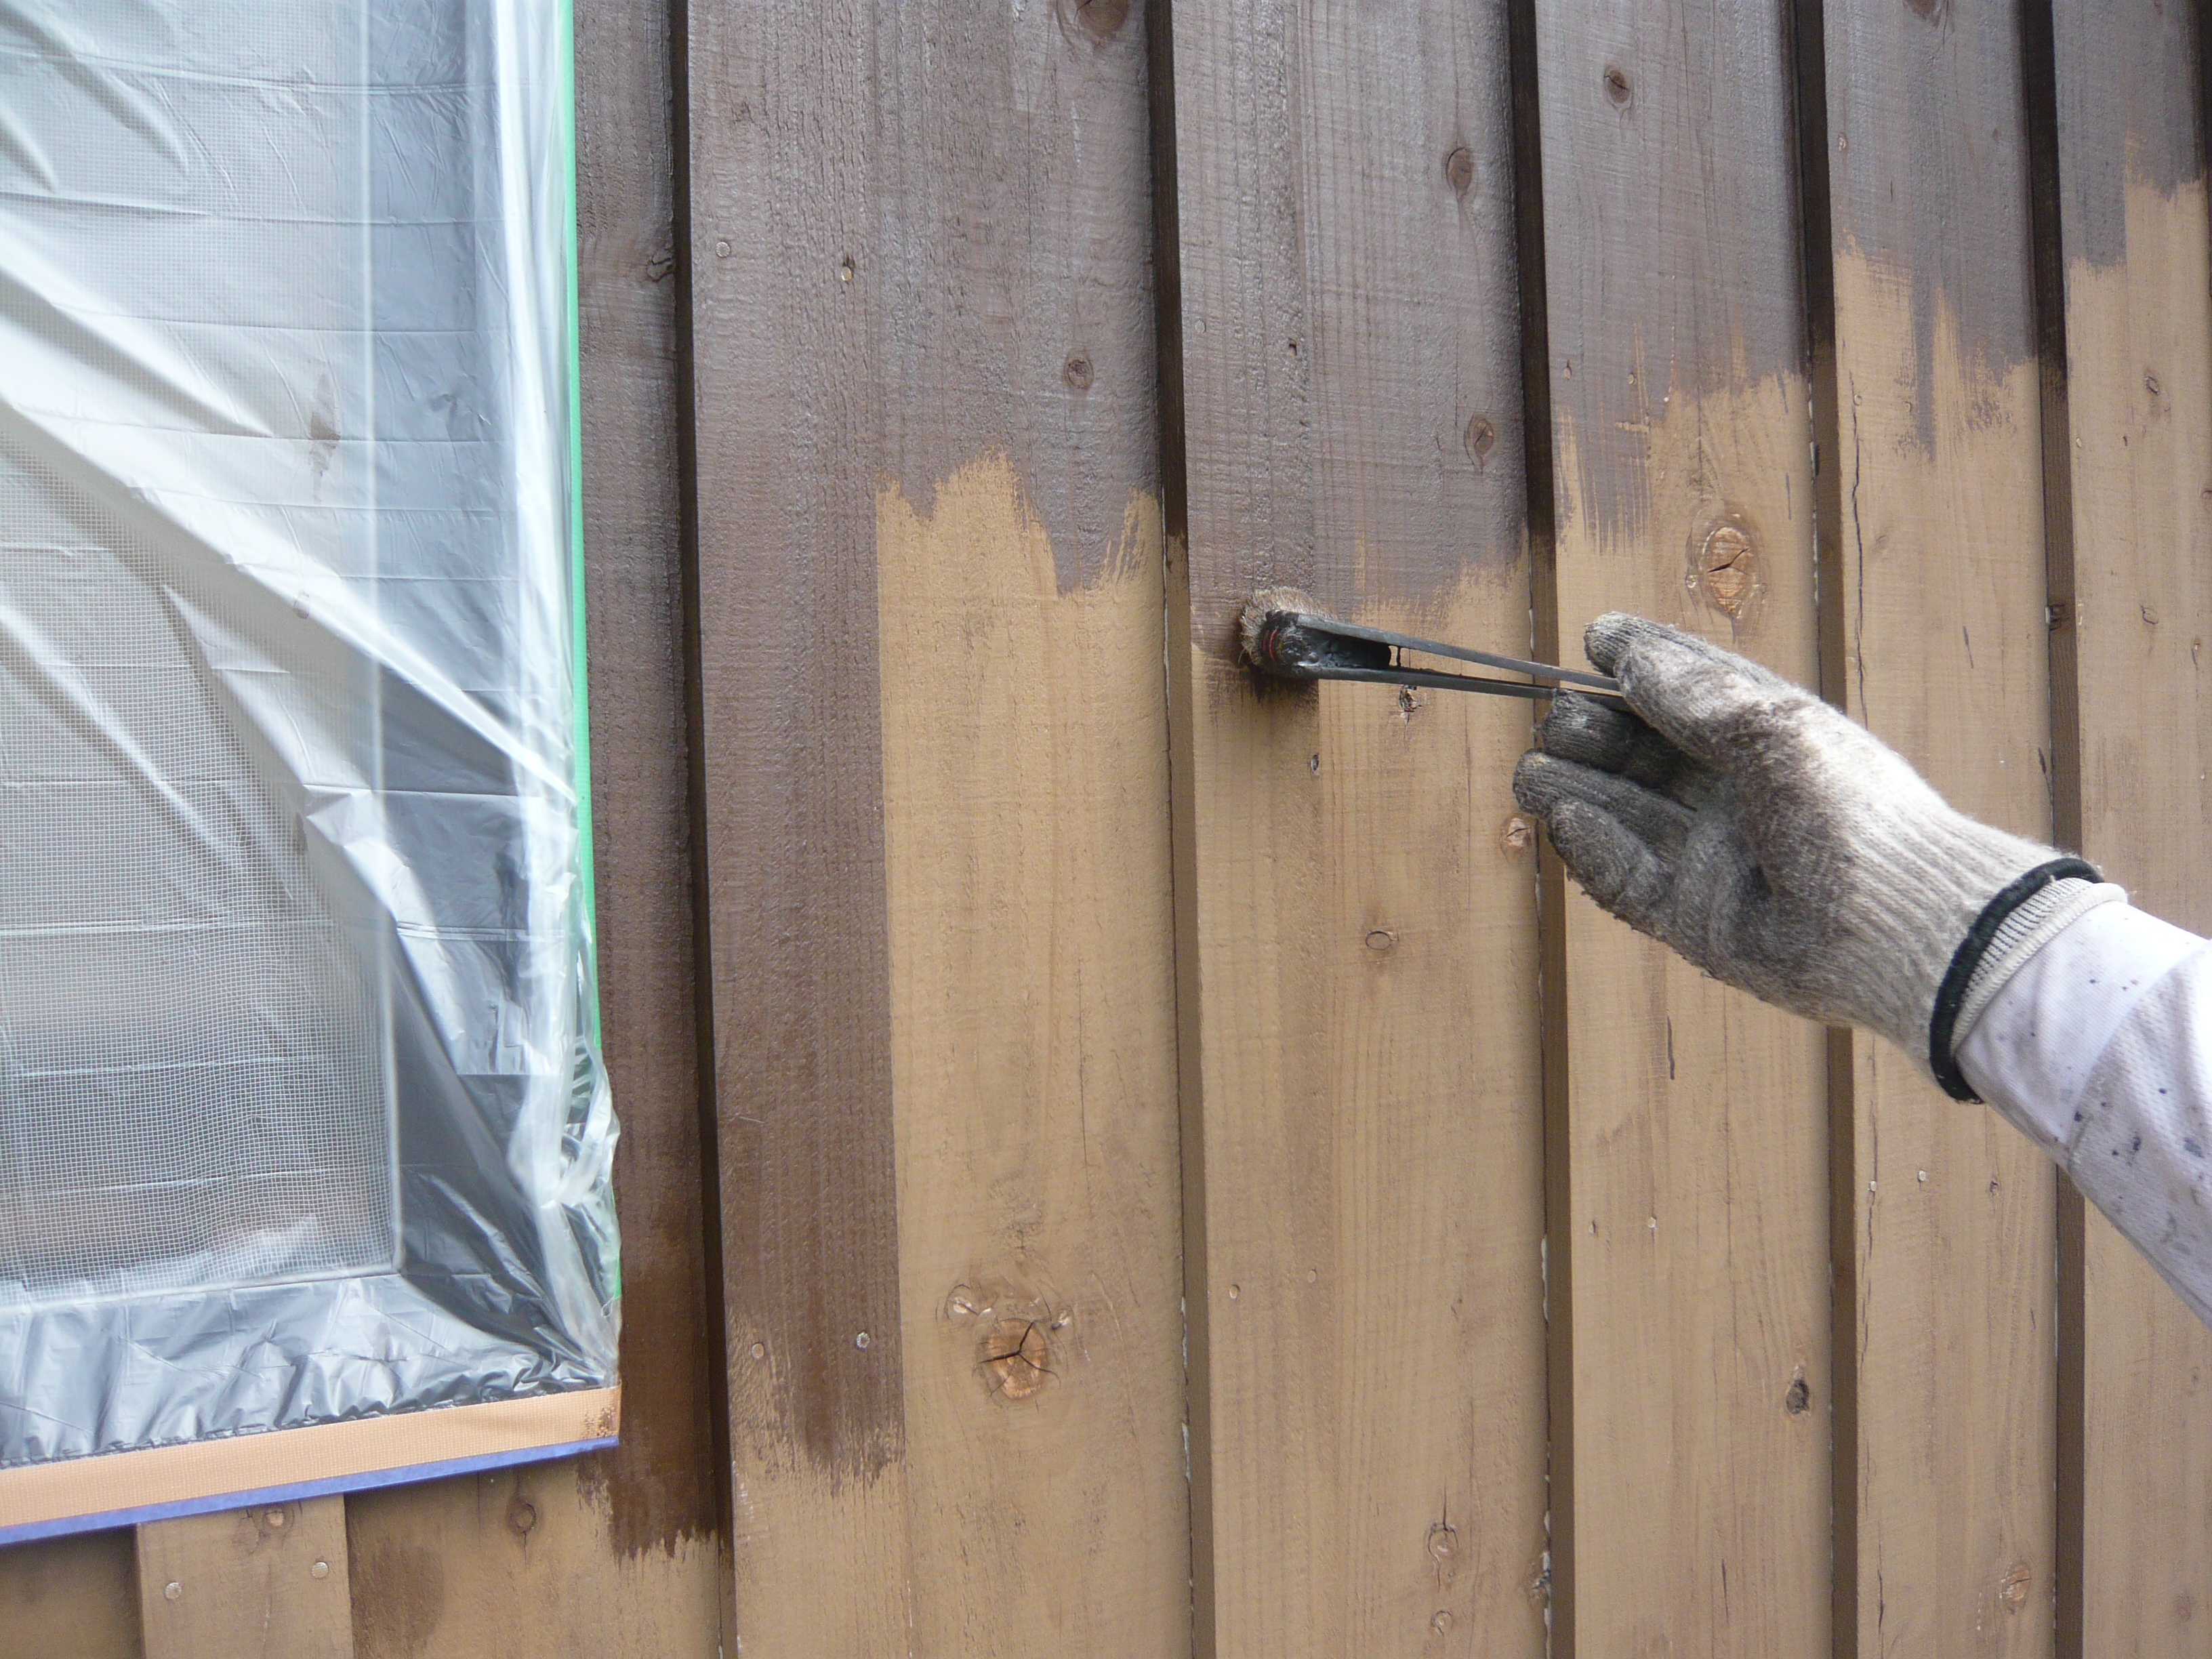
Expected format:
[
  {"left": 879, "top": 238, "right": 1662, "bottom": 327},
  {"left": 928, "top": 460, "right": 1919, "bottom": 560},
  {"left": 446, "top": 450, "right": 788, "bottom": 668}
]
[{"left": 1511, "top": 613, "right": 2078, "bottom": 1082}]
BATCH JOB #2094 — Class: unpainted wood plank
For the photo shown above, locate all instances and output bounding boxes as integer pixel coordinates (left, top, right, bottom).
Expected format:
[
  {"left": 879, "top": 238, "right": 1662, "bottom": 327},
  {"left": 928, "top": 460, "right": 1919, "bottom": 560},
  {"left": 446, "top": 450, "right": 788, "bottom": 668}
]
[
  {"left": 345, "top": 0, "right": 724, "bottom": 1648},
  {"left": 2042, "top": 1, "right": 2212, "bottom": 1647},
  {"left": 0, "top": 1529, "right": 140, "bottom": 1659},
  {"left": 1157, "top": 3, "right": 1549, "bottom": 1653},
  {"left": 684, "top": 3, "right": 1187, "bottom": 1651},
  {"left": 1526, "top": 5, "right": 1829, "bottom": 1653},
  {"left": 1813, "top": 3, "right": 2059, "bottom": 1650},
  {"left": 138, "top": 1498, "right": 351, "bottom": 1659},
  {"left": 874, "top": 459, "right": 1186, "bottom": 1654}
]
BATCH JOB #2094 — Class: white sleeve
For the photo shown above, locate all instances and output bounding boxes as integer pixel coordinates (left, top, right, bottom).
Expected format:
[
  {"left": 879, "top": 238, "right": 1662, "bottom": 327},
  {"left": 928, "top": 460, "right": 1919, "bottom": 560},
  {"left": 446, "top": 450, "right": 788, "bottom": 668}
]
[{"left": 1958, "top": 902, "right": 2212, "bottom": 1325}]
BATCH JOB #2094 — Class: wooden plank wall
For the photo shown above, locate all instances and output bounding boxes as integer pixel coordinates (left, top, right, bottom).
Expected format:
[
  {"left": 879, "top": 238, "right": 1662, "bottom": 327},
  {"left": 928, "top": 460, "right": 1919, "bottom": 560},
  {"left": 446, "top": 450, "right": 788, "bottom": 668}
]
[
  {"left": 1526, "top": 2, "right": 1830, "bottom": 1652},
  {"left": 1811, "top": 4, "right": 2060, "bottom": 1651},
  {"left": 1154, "top": 3, "right": 1549, "bottom": 1654},
  {"left": 2042, "top": 1, "right": 2212, "bottom": 1649},
  {"left": 15, "top": 3, "right": 2212, "bottom": 1657},
  {"left": 678, "top": 3, "right": 1187, "bottom": 1656}
]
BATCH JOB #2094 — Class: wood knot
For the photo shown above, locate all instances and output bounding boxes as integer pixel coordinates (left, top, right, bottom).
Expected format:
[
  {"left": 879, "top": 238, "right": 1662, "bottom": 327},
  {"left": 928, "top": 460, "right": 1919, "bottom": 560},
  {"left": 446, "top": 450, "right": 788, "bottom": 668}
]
[
  {"left": 1427, "top": 1521, "right": 1460, "bottom": 1584},
  {"left": 1998, "top": 1560, "right": 2031, "bottom": 1612},
  {"left": 1463, "top": 413, "right": 1496, "bottom": 468},
  {"left": 1688, "top": 514, "right": 1763, "bottom": 625},
  {"left": 1500, "top": 815, "right": 1533, "bottom": 855},
  {"left": 979, "top": 1317, "right": 1052, "bottom": 1401},
  {"left": 1603, "top": 65, "right": 1632, "bottom": 106},
  {"left": 1443, "top": 145, "right": 1476, "bottom": 194},
  {"left": 1063, "top": 354, "right": 1094, "bottom": 390},
  {"left": 1784, "top": 1376, "right": 1811, "bottom": 1414},
  {"left": 506, "top": 1493, "right": 537, "bottom": 1537},
  {"left": 1062, "top": 0, "right": 1129, "bottom": 44},
  {"left": 1366, "top": 928, "right": 1398, "bottom": 951}
]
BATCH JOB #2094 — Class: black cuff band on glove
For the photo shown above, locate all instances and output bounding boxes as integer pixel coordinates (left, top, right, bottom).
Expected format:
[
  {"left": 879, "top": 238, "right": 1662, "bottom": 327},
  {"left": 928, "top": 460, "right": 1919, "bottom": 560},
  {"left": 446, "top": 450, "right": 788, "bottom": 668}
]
[{"left": 1927, "top": 856, "right": 2100, "bottom": 1103}]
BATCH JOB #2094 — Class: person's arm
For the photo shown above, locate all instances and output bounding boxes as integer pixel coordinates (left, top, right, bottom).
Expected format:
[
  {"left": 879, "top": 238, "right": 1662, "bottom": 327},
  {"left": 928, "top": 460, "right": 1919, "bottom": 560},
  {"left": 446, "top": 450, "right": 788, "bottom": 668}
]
[
  {"left": 1511, "top": 612, "right": 2212, "bottom": 1328},
  {"left": 1959, "top": 900, "right": 2212, "bottom": 1324}
]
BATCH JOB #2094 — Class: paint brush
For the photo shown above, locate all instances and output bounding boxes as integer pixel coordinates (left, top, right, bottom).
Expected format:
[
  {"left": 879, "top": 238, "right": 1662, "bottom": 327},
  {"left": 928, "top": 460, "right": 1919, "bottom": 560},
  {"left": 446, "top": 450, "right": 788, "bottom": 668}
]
[{"left": 1237, "top": 588, "right": 1624, "bottom": 705}]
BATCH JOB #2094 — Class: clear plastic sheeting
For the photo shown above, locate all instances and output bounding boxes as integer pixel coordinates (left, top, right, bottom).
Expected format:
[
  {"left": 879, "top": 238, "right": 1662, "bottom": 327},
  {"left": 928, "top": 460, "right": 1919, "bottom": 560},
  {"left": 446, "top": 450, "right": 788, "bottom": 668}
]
[{"left": 0, "top": 0, "right": 615, "bottom": 1475}]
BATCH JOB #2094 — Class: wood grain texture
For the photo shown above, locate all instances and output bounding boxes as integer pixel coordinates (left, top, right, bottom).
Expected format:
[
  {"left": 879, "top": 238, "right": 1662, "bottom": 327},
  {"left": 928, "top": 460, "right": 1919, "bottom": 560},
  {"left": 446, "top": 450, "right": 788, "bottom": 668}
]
[
  {"left": 876, "top": 457, "right": 1185, "bottom": 1654},
  {"left": 0, "top": 1530, "right": 139, "bottom": 1659},
  {"left": 1814, "top": 3, "right": 2059, "bottom": 1651},
  {"left": 1528, "top": 5, "right": 1828, "bottom": 1652},
  {"left": 347, "top": 1462, "right": 720, "bottom": 1659},
  {"left": 683, "top": 2, "right": 1185, "bottom": 1651},
  {"left": 345, "top": 0, "right": 724, "bottom": 1650},
  {"left": 139, "top": 1498, "right": 351, "bottom": 1659},
  {"left": 1156, "top": 3, "right": 1549, "bottom": 1654},
  {"left": 2042, "top": 2, "right": 2212, "bottom": 1648}
]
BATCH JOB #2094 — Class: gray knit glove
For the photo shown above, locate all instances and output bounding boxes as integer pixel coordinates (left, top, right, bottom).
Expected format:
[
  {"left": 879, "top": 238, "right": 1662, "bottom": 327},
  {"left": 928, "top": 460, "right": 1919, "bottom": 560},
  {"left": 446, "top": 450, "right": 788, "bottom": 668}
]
[{"left": 1511, "top": 613, "right": 2065, "bottom": 1073}]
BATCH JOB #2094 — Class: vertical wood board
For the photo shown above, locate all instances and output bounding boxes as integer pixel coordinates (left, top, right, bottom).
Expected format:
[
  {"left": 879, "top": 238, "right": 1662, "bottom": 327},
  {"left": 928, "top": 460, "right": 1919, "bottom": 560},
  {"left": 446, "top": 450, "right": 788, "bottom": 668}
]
[
  {"left": 1158, "top": 3, "right": 1550, "bottom": 1654},
  {"left": 139, "top": 1498, "right": 352, "bottom": 1659},
  {"left": 0, "top": 1530, "right": 140, "bottom": 1659},
  {"left": 2043, "top": 1, "right": 2212, "bottom": 1650},
  {"left": 1815, "top": 3, "right": 2060, "bottom": 1650},
  {"left": 1528, "top": 3, "right": 1829, "bottom": 1651},
  {"left": 682, "top": 2, "right": 1187, "bottom": 1652}
]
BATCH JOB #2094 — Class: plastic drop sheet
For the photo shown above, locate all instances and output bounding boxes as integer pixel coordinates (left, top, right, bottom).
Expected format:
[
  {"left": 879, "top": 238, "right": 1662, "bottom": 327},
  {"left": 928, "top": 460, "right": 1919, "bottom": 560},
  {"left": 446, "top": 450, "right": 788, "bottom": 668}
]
[{"left": 0, "top": 0, "right": 617, "bottom": 1479}]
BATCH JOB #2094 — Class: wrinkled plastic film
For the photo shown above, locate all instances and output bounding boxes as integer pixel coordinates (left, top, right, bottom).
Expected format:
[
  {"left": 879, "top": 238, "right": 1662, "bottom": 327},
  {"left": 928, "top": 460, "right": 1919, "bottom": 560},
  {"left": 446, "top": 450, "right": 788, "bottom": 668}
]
[{"left": 0, "top": 0, "right": 616, "bottom": 1475}]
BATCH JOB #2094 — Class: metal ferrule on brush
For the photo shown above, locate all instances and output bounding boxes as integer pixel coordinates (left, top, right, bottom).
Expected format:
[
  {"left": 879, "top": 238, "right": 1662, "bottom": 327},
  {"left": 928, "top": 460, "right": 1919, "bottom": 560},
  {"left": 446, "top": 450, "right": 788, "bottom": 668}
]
[{"left": 1239, "top": 587, "right": 1624, "bottom": 705}]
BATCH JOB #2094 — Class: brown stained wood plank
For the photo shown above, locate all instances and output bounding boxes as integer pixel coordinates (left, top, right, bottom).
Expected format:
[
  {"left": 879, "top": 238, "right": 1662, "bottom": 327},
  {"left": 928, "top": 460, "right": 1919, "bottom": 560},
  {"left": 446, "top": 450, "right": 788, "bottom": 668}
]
[
  {"left": 1156, "top": 3, "right": 1549, "bottom": 1654},
  {"left": 2040, "top": 2, "right": 2212, "bottom": 1648},
  {"left": 684, "top": 3, "right": 1186, "bottom": 1652},
  {"left": 345, "top": 0, "right": 724, "bottom": 1650},
  {"left": 1527, "top": 6, "right": 1828, "bottom": 1654},
  {"left": 1811, "top": 3, "right": 2059, "bottom": 1651},
  {"left": 0, "top": 1530, "right": 139, "bottom": 1659},
  {"left": 680, "top": 0, "right": 907, "bottom": 1637},
  {"left": 138, "top": 1498, "right": 351, "bottom": 1659}
]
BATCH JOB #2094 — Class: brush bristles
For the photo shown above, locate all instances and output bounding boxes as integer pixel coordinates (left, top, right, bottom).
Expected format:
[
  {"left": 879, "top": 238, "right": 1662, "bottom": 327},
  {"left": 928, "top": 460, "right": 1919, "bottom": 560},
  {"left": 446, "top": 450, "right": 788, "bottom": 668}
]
[{"left": 1239, "top": 586, "right": 1322, "bottom": 667}]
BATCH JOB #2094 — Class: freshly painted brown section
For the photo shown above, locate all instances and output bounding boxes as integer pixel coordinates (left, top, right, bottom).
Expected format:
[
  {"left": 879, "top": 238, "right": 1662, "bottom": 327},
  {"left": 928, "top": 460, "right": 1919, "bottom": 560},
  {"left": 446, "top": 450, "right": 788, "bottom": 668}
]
[
  {"left": 2047, "top": 0, "right": 2205, "bottom": 270},
  {"left": 1821, "top": 0, "right": 2038, "bottom": 451},
  {"left": 682, "top": 2, "right": 1172, "bottom": 1651},
  {"left": 2041, "top": 2, "right": 2212, "bottom": 1649},
  {"left": 570, "top": 0, "right": 720, "bottom": 1568},
  {"left": 0, "top": 1530, "right": 139, "bottom": 1659},
  {"left": 1532, "top": 5, "right": 1828, "bottom": 1652},
  {"left": 1814, "top": 3, "right": 2059, "bottom": 1653},
  {"left": 139, "top": 1498, "right": 352, "bottom": 1659},
  {"left": 682, "top": 0, "right": 905, "bottom": 1495},
  {"left": 1533, "top": 6, "right": 1809, "bottom": 547},
  {"left": 1159, "top": 3, "right": 1549, "bottom": 1653}
]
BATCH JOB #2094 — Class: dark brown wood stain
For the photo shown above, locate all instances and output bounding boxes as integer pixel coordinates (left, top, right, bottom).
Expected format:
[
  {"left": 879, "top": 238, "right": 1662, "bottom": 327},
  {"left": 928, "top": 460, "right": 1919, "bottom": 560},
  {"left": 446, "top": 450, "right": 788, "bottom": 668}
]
[
  {"left": 573, "top": 0, "right": 722, "bottom": 1562},
  {"left": 1532, "top": 5, "right": 1809, "bottom": 550},
  {"left": 1823, "top": 0, "right": 2038, "bottom": 447},
  {"left": 679, "top": 0, "right": 1162, "bottom": 1494}
]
